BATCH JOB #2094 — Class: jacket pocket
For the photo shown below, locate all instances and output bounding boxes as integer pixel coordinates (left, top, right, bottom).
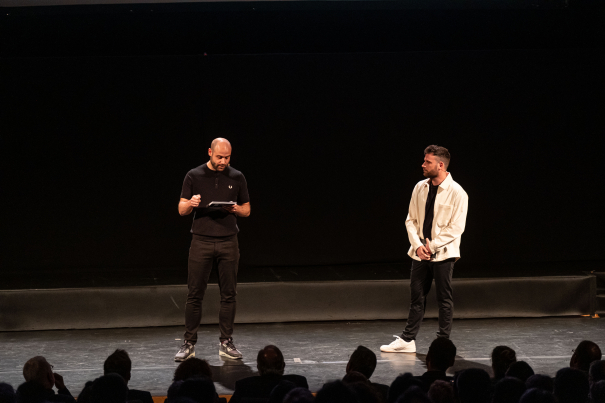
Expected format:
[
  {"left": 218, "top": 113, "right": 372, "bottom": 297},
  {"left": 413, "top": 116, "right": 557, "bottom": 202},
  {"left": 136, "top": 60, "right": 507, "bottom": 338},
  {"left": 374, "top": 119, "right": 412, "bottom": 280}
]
[{"left": 435, "top": 204, "right": 453, "bottom": 227}]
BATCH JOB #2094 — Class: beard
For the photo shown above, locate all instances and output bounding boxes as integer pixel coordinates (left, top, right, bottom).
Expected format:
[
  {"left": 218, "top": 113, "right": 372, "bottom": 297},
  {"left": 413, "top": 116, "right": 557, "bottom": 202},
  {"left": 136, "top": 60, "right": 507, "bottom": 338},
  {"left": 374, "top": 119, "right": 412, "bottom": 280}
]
[
  {"left": 423, "top": 168, "right": 438, "bottom": 178},
  {"left": 211, "top": 160, "right": 227, "bottom": 171}
]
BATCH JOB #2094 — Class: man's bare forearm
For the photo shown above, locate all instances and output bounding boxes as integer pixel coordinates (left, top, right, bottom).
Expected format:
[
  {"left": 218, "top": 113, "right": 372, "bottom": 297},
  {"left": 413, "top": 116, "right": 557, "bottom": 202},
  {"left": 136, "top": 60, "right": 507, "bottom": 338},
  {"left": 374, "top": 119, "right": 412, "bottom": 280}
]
[
  {"left": 235, "top": 203, "right": 251, "bottom": 217},
  {"left": 179, "top": 201, "right": 193, "bottom": 216}
]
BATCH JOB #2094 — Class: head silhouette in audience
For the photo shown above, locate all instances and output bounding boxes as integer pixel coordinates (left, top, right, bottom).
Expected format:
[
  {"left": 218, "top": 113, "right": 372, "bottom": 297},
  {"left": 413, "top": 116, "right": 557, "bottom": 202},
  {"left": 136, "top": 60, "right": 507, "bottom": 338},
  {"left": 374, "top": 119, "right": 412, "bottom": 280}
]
[
  {"left": 346, "top": 346, "right": 389, "bottom": 401},
  {"left": 268, "top": 380, "right": 297, "bottom": 403},
  {"left": 525, "top": 374, "right": 554, "bottom": 393},
  {"left": 388, "top": 373, "right": 424, "bottom": 403},
  {"left": 506, "top": 361, "right": 535, "bottom": 383},
  {"left": 554, "top": 367, "right": 589, "bottom": 403},
  {"left": 427, "top": 380, "right": 454, "bottom": 403},
  {"left": 492, "top": 377, "right": 526, "bottom": 403},
  {"left": 397, "top": 385, "right": 431, "bottom": 403},
  {"left": 284, "top": 387, "right": 314, "bottom": 403},
  {"left": 347, "top": 346, "right": 377, "bottom": 380},
  {"left": 315, "top": 380, "right": 359, "bottom": 403},
  {"left": 590, "top": 360, "right": 605, "bottom": 385},
  {"left": 591, "top": 380, "right": 605, "bottom": 403},
  {"left": 426, "top": 338, "right": 456, "bottom": 373},
  {"left": 22, "top": 357, "right": 56, "bottom": 391},
  {"left": 176, "top": 377, "right": 216, "bottom": 403},
  {"left": 75, "top": 382, "right": 93, "bottom": 403},
  {"left": 103, "top": 349, "right": 153, "bottom": 403},
  {"left": 21, "top": 356, "right": 74, "bottom": 403},
  {"left": 103, "top": 349, "right": 131, "bottom": 383},
  {"left": 0, "top": 383, "right": 16, "bottom": 403},
  {"left": 456, "top": 368, "right": 492, "bottom": 403},
  {"left": 90, "top": 374, "right": 128, "bottom": 403},
  {"left": 571, "top": 341, "right": 602, "bottom": 373},
  {"left": 519, "top": 388, "right": 556, "bottom": 403},
  {"left": 165, "top": 380, "right": 184, "bottom": 403},
  {"left": 258, "top": 345, "right": 285, "bottom": 376},
  {"left": 230, "top": 344, "right": 308, "bottom": 403},
  {"left": 173, "top": 358, "right": 213, "bottom": 382},
  {"left": 491, "top": 346, "right": 517, "bottom": 381}
]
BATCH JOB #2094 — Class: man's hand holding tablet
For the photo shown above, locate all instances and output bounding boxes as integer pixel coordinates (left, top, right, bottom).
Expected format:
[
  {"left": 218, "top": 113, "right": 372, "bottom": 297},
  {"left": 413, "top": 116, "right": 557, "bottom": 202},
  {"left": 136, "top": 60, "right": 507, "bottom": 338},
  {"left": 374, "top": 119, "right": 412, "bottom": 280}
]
[
  {"left": 207, "top": 201, "right": 238, "bottom": 214},
  {"left": 223, "top": 204, "right": 238, "bottom": 214}
]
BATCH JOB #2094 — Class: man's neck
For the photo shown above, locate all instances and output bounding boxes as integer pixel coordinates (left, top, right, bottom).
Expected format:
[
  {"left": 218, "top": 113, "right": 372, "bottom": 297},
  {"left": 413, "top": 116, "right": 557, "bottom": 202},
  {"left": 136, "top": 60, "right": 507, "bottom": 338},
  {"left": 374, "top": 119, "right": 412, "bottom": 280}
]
[
  {"left": 206, "top": 161, "right": 216, "bottom": 171},
  {"left": 431, "top": 171, "right": 449, "bottom": 186}
]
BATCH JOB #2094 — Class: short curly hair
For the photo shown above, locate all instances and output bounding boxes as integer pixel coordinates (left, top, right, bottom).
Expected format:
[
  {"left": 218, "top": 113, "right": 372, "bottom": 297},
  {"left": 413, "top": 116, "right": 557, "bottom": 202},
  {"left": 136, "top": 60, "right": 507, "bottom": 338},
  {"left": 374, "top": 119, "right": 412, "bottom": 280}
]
[{"left": 424, "top": 145, "right": 451, "bottom": 169}]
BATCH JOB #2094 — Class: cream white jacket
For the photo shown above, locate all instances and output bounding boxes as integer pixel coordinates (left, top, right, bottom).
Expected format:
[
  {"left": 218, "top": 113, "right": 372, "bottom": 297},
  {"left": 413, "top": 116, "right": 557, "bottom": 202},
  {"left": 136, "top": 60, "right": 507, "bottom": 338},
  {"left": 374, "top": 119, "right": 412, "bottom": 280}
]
[{"left": 405, "top": 173, "right": 468, "bottom": 262}]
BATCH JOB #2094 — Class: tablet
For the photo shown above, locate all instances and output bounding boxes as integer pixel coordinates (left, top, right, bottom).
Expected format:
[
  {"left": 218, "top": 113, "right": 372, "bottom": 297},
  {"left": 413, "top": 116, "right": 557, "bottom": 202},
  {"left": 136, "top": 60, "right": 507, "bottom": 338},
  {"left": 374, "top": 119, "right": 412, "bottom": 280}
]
[{"left": 207, "top": 201, "right": 237, "bottom": 207}]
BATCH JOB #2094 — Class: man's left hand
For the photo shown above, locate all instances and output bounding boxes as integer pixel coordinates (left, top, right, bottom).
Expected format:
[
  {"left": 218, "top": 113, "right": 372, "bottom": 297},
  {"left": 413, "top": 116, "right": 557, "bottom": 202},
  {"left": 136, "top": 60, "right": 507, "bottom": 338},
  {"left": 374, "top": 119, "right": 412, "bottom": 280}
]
[
  {"left": 425, "top": 238, "right": 433, "bottom": 257},
  {"left": 223, "top": 204, "right": 238, "bottom": 215}
]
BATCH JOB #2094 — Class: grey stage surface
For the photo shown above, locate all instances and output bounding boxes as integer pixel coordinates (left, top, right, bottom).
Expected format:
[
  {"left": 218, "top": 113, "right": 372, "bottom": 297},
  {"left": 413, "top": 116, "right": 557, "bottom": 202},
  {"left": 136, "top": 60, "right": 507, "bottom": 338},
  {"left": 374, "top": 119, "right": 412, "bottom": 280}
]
[{"left": 1, "top": 318, "right": 604, "bottom": 396}]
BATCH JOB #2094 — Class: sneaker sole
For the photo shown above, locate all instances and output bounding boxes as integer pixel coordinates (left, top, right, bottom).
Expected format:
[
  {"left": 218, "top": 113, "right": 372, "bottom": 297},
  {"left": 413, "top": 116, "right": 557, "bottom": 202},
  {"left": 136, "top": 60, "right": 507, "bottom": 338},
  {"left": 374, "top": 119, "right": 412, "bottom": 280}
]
[
  {"left": 380, "top": 347, "right": 416, "bottom": 353},
  {"left": 174, "top": 351, "right": 195, "bottom": 362},
  {"left": 219, "top": 350, "right": 242, "bottom": 360}
]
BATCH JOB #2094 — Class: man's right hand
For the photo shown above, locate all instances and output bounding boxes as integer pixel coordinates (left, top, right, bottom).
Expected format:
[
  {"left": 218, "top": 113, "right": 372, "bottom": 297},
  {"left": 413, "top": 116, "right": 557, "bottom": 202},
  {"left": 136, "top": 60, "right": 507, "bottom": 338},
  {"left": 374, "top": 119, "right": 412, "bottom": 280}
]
[
  {"left": 190, "top": 195, "right": 201, "bottom": 208},
  {"left": 416, "top": 245, "right": 431, "bottom": 260},
  {"left": 53, "top": 373, "right": 66, "bottom": 390}
]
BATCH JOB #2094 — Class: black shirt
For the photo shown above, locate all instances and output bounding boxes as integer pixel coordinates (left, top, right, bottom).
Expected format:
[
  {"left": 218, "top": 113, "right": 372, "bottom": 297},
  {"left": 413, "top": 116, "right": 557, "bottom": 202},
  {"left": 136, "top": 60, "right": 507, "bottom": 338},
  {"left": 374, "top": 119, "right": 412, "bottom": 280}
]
[
  {"left": 180, "top": 164, "right": 250, "bottom": 237},
  {"left": 422, "top": 181, "right": 439, "bottom": 240}
]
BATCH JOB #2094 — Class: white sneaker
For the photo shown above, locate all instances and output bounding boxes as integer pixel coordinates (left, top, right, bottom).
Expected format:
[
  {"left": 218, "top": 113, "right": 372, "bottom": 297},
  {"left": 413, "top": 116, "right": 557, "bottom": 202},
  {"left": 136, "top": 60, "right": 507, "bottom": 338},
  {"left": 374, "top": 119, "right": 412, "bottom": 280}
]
[{"left": 380, "top": 336, "right": 416, "bottom": 353}]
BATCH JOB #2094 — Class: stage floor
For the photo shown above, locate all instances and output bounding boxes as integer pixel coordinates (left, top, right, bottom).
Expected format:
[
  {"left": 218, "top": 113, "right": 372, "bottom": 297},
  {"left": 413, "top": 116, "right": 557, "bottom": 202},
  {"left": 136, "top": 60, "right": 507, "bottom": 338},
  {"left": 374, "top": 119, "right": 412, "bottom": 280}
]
[{"left": 1, "top": 317, "right": 604, "bottom": 396}]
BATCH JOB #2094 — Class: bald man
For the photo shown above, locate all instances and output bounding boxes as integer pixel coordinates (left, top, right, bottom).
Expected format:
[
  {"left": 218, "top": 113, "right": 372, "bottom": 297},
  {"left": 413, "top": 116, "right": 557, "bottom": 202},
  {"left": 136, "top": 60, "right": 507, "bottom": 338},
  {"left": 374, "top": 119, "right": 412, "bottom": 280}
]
[
  {"left": 175, "top": 138, "right": 251, "bottom": 361},
  {"left": 22, "top": 356, "right": 76, "bottom": 403}
]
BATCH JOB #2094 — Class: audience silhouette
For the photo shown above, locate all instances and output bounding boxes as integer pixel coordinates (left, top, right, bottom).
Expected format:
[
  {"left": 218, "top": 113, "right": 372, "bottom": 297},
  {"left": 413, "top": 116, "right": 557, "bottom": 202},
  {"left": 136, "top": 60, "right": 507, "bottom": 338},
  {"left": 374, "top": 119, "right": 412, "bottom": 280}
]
[
  {"left": 229, "top": 345, "right": 308, "bottom": 403},
  {"left": 414, "top": 338, "right": 456, "bottom": 391},
  {"left": 21, "top": 357, "right": 75, "bottom": 403},
  {"left": 104, "top": 349, "right": 154, "bottom": 403},
  {"left": 346, "top": 346, "right": 390, "bottom": 401},
  {"left": 4, "top": 339, "right": 604, "bottom": 403}
]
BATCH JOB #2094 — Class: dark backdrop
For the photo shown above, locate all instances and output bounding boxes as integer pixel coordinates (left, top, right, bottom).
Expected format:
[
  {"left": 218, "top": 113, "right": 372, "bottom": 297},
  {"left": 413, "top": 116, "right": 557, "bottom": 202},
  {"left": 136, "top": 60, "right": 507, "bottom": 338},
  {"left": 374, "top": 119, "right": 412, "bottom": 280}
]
[{"left": 2, "top": 1, "right": 604, "bottom": 276}]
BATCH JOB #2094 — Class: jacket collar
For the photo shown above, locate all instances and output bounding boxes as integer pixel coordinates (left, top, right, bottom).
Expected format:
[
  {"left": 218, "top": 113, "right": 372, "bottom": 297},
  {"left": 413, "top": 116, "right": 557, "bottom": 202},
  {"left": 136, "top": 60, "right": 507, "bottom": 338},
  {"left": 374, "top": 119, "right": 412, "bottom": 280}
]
[{"left": 424, "top": 172, "right": 453, "bottom": 190}]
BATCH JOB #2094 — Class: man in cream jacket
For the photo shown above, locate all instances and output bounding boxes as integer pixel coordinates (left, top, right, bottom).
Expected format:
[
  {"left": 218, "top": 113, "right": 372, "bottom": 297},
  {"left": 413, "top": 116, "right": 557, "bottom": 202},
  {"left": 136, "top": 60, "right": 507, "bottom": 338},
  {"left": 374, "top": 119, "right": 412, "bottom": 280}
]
[{"left": 381, "top": 145, "right": 468, "bottom": 353}]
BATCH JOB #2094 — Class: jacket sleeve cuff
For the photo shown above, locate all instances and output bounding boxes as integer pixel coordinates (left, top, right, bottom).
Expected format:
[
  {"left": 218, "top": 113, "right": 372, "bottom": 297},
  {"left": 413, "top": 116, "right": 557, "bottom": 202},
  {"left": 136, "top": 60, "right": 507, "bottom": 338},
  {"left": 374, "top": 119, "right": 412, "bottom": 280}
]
[{"left": 410, "top": 240, "right": 423, "bottom": 255}]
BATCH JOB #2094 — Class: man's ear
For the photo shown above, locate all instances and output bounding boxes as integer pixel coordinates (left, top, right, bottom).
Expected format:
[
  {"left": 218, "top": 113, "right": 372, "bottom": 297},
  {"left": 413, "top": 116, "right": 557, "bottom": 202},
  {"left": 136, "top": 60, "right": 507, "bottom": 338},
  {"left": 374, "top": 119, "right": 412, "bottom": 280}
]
[
  {"left": 570, "top": 353, "right": 578, "bottom": 368},
  {"left": 208, "top": 148, "right": 213, "bottom": 157},
  {"left": 425, "top": 351, "right": 432, "bottom": 370}
]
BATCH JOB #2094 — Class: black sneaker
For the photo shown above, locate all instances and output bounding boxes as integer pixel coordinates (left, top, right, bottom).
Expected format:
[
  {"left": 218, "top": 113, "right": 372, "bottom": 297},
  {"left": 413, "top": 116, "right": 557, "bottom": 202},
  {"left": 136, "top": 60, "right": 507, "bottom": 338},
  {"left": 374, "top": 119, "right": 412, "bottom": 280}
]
[
  {"left": 174, "top": 341, "right": 195, "bottom": 362},
  {"left": 219, "top": 338, "right": 243, "bottom": 359}
]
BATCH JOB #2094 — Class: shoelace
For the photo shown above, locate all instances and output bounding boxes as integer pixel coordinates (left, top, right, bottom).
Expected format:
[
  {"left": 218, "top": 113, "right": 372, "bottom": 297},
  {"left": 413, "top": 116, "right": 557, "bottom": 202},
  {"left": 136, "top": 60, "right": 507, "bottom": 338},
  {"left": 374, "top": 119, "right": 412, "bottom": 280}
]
[{"left": 224, "top": 341, "right": 236, "bottom": 351}]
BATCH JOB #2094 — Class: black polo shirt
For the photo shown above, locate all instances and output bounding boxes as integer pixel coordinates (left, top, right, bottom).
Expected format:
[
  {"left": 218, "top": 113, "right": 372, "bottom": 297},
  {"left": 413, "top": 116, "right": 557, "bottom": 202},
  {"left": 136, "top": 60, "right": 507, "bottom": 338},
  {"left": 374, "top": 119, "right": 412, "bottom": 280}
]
[{"left": 180, "top": 163, "right": 250, "bottom": 237}]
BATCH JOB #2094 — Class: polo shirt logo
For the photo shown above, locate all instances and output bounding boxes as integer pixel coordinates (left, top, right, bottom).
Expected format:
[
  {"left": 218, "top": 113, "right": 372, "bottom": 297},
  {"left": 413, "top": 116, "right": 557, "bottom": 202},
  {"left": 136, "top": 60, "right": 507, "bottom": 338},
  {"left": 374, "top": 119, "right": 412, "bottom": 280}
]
[{"left": 229, "top": 185, "right": 233, "bottom": 189}]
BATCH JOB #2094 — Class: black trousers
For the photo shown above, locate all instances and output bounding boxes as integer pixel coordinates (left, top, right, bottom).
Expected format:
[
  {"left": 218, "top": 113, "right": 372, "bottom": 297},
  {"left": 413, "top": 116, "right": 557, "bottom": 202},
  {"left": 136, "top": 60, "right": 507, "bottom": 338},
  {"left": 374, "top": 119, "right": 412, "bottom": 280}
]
[
  {"left": 184, "top": 234, "right": 239, "bottom": 344},
  {"left": 402, "top": 258, "right": 456, "bottom": 342}
]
